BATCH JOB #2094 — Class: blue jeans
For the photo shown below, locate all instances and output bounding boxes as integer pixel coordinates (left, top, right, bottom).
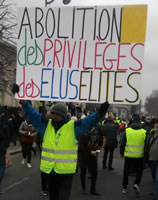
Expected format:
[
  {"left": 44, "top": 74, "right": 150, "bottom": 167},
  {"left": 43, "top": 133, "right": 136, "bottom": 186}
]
[
  {"left": 0, "top": 154, "right": 6, "bottom": 185},
  {"left": 150, "top": 161, "right": 158, "bottom": 198}
]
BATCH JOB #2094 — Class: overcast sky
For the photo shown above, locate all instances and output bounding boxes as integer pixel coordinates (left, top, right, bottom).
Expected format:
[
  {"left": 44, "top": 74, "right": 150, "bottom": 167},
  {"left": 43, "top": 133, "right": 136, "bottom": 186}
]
[{"left": 12, "top": 0, "right": 158, "bottom": 104}]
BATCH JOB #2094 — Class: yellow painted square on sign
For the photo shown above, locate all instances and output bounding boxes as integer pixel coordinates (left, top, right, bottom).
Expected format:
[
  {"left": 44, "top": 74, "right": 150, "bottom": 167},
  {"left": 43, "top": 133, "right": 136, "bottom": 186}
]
[{"left": 121, "top": 5, "right": 148, "bottom": 43}]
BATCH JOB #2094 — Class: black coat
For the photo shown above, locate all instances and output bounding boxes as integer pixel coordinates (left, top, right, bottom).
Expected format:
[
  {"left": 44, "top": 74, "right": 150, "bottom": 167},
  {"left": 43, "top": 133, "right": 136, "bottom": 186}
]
[
  {"left": 0, "top": 118, "right": 10, "bottom": 155},
  {"left": 102, "top": 121, "right": 118, "bottom": 148},
  {"left": 78, "top": 134, "right": 91, "bottom": 168}
]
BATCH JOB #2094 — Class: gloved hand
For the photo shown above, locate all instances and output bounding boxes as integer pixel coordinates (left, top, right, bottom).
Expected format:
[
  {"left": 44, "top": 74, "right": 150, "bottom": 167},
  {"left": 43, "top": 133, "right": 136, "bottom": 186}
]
[
  {"left": 97, "top": 102, "right": 110, "bottom": 118},
  {"left": 63, "top": 0, "right": 71, "bottom": 5},
  {"left": 11, "top": 84, "right": 29, "bottom": 105},
  {"left": 11, "top": 84, "right": 19, "bottom": 94}
]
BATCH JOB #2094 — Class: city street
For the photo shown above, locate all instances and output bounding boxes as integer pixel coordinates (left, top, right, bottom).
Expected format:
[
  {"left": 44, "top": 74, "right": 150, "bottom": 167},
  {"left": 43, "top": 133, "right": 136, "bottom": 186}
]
[{"left": 1, "top": 146, "right": 154, "bottom": 200}]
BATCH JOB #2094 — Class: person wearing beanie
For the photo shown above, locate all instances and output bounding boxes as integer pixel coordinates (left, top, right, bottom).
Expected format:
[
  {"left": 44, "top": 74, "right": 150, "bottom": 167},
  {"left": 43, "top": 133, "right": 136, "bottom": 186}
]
[
  {"left": 132, "top": 114, "right": 141, "bottom": 123},
  {"left": 18, "top": 100, "right": 109, "bottom": 200},
  {"left": 51, "top": 103, "right": 68, "bottom": 120},
  {"left": 120, "top": 114, "right": 146, "bottom": 195}
]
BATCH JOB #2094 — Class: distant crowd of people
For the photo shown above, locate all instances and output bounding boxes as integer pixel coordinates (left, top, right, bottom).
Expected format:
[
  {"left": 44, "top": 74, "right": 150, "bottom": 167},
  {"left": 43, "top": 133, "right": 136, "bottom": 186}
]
[{"left": 0, "top": 101, "right": 158, "bottom": 200}]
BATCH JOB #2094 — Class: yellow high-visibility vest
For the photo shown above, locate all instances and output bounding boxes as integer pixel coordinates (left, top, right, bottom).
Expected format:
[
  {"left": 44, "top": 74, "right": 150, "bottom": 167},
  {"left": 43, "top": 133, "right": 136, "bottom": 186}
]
[
  {"left": 124, "top": 128, "right": 146, "bottom": 158},
  {"left": 101, "top": 120, "right": 104, "bottom": 125},
  {"left": 40, "top": 120, "right": 78, "bottom": 174},
  {"left": 116, "top": 119, "right": 121, "bottom": 126},
  {"left": 37, "top": 101, "right": 43, "bottom": 107},
  {"left": 50, "top": 102, "right": 55, "bottom": 110}
]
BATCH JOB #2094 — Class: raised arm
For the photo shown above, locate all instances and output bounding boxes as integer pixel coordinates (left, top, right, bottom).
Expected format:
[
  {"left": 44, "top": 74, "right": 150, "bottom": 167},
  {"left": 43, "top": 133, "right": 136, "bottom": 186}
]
[
  {"left": 75, "top": 102, "right": 110, "bottom": 139},
  {"left": 22, "top": 102, "right": 48, "bottom": 134}
]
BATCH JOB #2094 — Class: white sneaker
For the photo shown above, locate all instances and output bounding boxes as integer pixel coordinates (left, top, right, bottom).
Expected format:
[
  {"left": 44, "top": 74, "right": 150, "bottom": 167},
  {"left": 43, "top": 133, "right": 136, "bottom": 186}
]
[
  {"left": 41, "top": 191, "right": 48, "bottom": 196},
  {"left": 21, "top": 159, "right": 25, "bottom": 165},
  {"left": 27, "top": 163, "right": 32, "bottom": 168},
  {"left": 122, "top": 188, "right": 128, "bottom": 194},
  {"left": 133, "top": 184, "right": 140, "bottom": 194}
]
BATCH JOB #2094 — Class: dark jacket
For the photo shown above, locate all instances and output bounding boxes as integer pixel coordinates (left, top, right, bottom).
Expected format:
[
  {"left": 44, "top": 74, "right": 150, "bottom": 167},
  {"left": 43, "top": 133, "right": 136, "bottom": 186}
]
[
  {"left": 144, "top": 129, "right": 158, "bottom": 161},
  {"left": 102, "top": 121, "right": 118, "bottom": 149},
  {"left": 0, "top": 118, "right": 10, "bottom": 155},
  {"left": 78, "top": 134, "right": 91, "bottom": 168}
]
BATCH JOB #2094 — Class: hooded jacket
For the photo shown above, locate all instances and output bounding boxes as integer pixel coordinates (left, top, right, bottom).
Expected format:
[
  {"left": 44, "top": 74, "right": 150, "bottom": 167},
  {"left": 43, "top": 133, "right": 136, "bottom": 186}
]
[
  {"left": 102, "top": 121, "right": 118, "bottom": 148},
  {"left": 120, "top": 121, "right": 145, "bottom": 156}
]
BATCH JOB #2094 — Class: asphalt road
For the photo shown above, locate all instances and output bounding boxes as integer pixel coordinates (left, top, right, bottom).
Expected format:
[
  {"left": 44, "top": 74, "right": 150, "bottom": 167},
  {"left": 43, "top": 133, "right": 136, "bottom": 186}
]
[{"left": 0, "top": 148, "right": 154, "bottom": 200}]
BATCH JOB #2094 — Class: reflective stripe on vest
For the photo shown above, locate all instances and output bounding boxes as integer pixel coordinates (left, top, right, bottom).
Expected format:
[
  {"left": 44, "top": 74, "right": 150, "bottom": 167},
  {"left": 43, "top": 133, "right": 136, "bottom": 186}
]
[
  {"left": 42, "top": 147, "right": 77, "bottom": 154},
  {"left": 41, "top": 156, "right": 77, "bottom": 163},
  {"left": 124, "top": 128, "right": 146, "bottom": 158},
  {"left": 126, "top": 145, "right": 144, "bottom": 148},
  {"left": 40, "top": 120, "right": 78, "bottom": 174},
  {"left": 125, "top": 151, "right": 144, "bottom": 154}
]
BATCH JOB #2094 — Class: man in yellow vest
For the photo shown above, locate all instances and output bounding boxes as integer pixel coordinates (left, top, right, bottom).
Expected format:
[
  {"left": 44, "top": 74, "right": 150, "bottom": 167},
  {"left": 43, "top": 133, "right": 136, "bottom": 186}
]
[
  {"left": 19, "top": 100, "right": 109, "bottom": 200},
  {"left": 120, "top": 114, "right": 146, "bottom": 195}
]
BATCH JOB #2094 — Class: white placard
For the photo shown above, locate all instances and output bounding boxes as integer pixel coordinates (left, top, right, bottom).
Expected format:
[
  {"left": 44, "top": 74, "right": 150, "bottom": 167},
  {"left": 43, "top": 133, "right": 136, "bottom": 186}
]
[{"left": 16, "top": 5, "right": 147, "bottom": 104}]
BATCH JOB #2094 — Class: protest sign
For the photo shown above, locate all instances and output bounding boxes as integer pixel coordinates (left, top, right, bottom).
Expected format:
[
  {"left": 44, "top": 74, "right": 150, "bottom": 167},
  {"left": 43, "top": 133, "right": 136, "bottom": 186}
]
[{"left": 16, "top": 5, "right": 148, "bottom": 104}]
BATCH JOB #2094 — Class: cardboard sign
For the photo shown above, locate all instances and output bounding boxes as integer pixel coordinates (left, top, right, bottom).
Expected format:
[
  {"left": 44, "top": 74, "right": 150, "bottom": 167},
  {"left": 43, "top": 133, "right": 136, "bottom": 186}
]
[{"left": 16, "top": 5, "right": 148, "bottom": 104}]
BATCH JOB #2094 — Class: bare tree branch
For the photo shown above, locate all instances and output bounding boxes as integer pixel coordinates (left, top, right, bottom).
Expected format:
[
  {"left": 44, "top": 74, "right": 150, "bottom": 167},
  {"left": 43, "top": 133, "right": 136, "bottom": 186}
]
[
  {"left": 0, "top": 0, "right": 17, "bottom": 95},
  {"left": 144, "top": 90, "right": 158, "bottom": 117}
]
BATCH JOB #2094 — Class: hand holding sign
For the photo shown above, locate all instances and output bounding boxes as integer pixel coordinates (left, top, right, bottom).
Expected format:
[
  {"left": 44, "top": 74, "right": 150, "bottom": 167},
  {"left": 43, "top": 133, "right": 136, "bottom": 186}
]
[
  {"left": 11, "top": 84, "right": 28, "bottom": 105},
  {"left": 97, "top": 102, "right": 110, "bottom": 118},
  {"left": 12, "top": 84, "right": 19, "bottom": 94}
]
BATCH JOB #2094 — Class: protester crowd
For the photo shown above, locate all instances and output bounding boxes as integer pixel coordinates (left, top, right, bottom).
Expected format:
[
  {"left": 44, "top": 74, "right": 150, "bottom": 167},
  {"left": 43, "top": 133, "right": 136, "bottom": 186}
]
[{"left": 0, "top": 101, "right": 158, "bottom": 200}]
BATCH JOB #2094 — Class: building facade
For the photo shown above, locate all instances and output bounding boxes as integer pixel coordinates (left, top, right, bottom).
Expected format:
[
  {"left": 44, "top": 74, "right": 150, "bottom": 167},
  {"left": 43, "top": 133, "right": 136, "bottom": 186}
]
[{"left": 0, "top": 39, "right": 18, "bottom": 107}]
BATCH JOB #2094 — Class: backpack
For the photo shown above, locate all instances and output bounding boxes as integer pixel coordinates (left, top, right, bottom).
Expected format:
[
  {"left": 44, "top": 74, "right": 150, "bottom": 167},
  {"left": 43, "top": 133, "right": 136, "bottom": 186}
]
[{"left": 120, "top": 123, "right": 125, "bottom": 130}]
